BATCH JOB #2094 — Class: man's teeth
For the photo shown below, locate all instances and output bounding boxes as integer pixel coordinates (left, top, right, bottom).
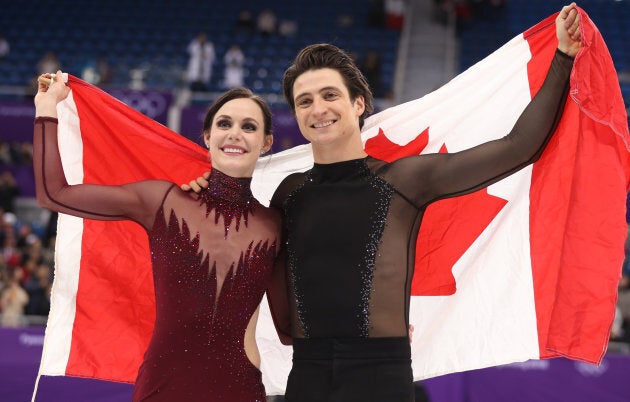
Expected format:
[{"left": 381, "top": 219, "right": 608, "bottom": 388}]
[
  {"left": 314, "top": 120, "right": 334, "bottom": 128},
  {"left": 223, "top": 147, "right": 244, "bottom": 154}
]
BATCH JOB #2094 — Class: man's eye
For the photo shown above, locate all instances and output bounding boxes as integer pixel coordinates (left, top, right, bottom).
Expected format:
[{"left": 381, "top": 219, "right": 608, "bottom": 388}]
[{"left": 297, "top": 99, "right": 311, "bottom": 107}]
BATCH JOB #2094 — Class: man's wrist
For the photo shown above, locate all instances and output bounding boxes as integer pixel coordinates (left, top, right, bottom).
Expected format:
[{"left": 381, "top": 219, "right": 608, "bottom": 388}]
[{"left": 556, "top": 47, "right": 575, "bottom": 60}]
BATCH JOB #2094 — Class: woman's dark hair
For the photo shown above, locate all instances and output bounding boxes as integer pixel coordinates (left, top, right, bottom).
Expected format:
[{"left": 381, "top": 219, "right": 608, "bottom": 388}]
[
  {"left": 282, "top": 43, "right": 374, "bottom": 129},
  {"left": 202, "top": 87, "right": 273, "bottom": 136}
]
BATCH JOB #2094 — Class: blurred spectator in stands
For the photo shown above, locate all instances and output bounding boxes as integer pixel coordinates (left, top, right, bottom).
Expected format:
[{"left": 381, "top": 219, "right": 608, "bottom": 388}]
[
  {"left": 470, "top": 0, "right": 506, "bottom": 22},
  {"left": 16, "top": 223, "right": 38, "bottom": 251},
  {"left": 28, "top": 51, "right": 62, "bottom": 95},
  {"left": 257, "top": 9, "right": 277, "bottom": 36},
  {"left": 455, "top": 1, "right": 474, "bottom": 35},
  {"left": 1, "top": 224, "right": 20, "bottom": 269},
  {"left": 0, "top": 217, "right": 9, "bottom": 263},
  {"left": 359, "top": 50, "right": 384, "bottom": 98},
  {"left": 223, "top": 44, "right": 245, "bottom": 89},
  {"left": 186, "top": 32, "right": 216, "bottom": 92},
  {"left": 37, "top": 51, "right": 61, "bottom": 76},
  {"left": 0, "top": 142, "right": 31, "bottom": 165},
  {"left": 36, "top": 237, "right": 54, "bottom": 268},
  {"left": 21, "top": 258, "right": 50, "bottom": 316},
  {"left": 490, "top": 0, "right": 507, "bottom": 19},
  {"left": 22, "top": 142, "right": 33, "bottom": 163},
  {"left": 1, "top": 267, "right": 28, "bottom": 326},
  {"left": 96, "top": 56, "right": 113, "bottom": 87},
  {"left": 20, "top": 257, "right": 51, "bottom": 317},
  {"left": 0, "top": 171, "right": 18, "bottom": 214},
  {"left": 336, "top": 14, "right": 355, "bottom": 29},
  {"left": 611, "top": 304, "right": 625, "bottom": 341},
  {"left": 0, "top": 142, "right": 10, "bottom": 164},
  {"left": 385, "top": 0, "right": 406, "bottom": 31},
  {"left": 0, "top": 257, "right": 6, "bottom": 289},
  {"left": 235, "top": 9, "right": 255, "bottom": 35},
  {"left": 0, "top": 33, "right": 9, "bottom": 61},
  {"left": 433, "top": 0, "right": 452, "bottom": 25},
  {"left": 20, "top": 258, "right": 36, "bottom": 285},
  {"left": 368, "top": 0, "right": 387, "bottom": 28},
  {"left": 21, "top": 238, "right": 48, "bottom": 271},
  {"left": 8, "top": 142, "right": 32, "bottom": 164},
  {"left": 279, "top": 19, "right": 299, "bottom": 37},
  {"left": 617, "top": 274, "right": 630, "bottom": 342},
  {"left": 81, "top": 64, "right": 99, "bottom": 86},
  {"left": 81, "top": 55, "right": 113, "bottom": 88}
]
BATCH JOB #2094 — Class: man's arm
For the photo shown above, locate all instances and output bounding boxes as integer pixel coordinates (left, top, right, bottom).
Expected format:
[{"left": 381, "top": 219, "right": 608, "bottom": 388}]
[
  {"left": 181, "top": 171, "right": 210, "bottom": 193},
  {"left": 387, "top": 4, "right": 581, "bottom": 208}
]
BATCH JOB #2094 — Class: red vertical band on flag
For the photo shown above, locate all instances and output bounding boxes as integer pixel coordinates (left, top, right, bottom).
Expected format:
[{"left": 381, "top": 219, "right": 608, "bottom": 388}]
[
  {"left": 526, "top": 11, "right": 630, "bottom": 364},
  {"left": 63, "top": 77, "right": 210, "bottom": 382}
]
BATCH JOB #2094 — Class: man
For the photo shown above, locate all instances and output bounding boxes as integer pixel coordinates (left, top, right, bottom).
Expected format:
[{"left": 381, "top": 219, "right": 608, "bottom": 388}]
[
  {"left": 186, "top": 4, "right": 581, "bottom": 400},
  {"left": 186, "top": 32, "right": 216, "bottom": 92}
]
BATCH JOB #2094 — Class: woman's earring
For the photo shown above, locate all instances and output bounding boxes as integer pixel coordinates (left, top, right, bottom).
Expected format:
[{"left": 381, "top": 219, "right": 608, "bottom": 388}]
[{"left": 260, "top": 149, "right": 265, "bottom": 155}]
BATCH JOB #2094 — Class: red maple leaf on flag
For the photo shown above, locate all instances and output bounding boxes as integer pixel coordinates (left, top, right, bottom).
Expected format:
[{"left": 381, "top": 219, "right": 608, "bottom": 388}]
[{"left": 365, "top": 127, "right": 508, "bottom": 296}]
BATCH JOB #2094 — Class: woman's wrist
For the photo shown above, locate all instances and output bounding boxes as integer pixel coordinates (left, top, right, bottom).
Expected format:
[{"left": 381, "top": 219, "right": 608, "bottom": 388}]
[
  {"left": 35, "top": 101, "right": 58, "bottom": 118},
  {"left": 34, "top": 116, "right": 58, "bottom": 123}
]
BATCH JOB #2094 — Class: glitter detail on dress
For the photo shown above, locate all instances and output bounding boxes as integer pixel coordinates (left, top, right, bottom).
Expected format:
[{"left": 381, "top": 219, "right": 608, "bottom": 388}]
[
  {"left": 199, "top": 169, "right": 255, "bottom": 238},
  {"left": 132, "top": 169, "right": 279, "bottom": 402}
]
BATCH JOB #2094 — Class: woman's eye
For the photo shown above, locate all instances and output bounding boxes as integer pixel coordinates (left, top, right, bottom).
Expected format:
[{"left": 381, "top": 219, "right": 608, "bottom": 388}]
[
  {"left": 217, "top": 120, "right": 231, "bottom": 128},
  {"left": 243, "top": 123, "right": 257, "bottom": 131}
]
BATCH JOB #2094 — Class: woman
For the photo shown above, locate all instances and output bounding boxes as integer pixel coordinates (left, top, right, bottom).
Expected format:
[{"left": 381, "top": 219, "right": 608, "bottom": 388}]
[{"left": 33, "top": 74, "right": 281, "bottom": 401}]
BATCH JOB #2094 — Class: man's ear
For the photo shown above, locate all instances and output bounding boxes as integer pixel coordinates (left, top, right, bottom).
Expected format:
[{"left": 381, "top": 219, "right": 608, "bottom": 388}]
[{"left": 354, "top": 95, "right": 365, "bottom": 117}]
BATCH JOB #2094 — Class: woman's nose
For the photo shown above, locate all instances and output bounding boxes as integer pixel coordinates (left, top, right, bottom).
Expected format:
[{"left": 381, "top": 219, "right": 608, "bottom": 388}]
[{"left": 227, "top": 128, "right": 242, "bottom": 140}]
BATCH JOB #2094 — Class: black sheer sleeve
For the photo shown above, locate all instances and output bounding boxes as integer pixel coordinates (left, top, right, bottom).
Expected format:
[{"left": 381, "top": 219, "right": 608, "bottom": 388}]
[
  {"left": 33, "top": 117, "right": 172, "bottom": 230},
  {"left": 266, "top": 247, "right": 293, "bottom": 345},
  {"left": 383, "top": 50, "right": 574, "bottom": 208}
]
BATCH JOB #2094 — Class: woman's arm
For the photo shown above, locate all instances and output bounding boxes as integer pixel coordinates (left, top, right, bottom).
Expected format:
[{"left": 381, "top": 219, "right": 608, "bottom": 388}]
[{"left": 33, "top": 72, "right": 168, "bottom": 228}]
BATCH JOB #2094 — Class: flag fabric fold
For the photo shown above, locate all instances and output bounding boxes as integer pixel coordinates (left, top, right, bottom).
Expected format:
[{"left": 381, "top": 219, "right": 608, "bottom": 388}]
[{"left": 37, "top": 8, "right": 629, "bottom": 397}]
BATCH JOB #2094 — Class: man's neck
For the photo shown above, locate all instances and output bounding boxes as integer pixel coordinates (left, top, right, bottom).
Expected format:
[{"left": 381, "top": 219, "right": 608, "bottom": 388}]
[
  {"left": 311, "top": 132, "right": 367, "bottom": 164},
  {"left": 312, "top": 144, "right": 367, "bottom": 164}
]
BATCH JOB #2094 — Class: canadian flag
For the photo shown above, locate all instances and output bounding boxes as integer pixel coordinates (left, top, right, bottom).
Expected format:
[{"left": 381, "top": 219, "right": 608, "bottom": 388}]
[{"left": 36, "top": 8, "right": 629, "bottom": 397}]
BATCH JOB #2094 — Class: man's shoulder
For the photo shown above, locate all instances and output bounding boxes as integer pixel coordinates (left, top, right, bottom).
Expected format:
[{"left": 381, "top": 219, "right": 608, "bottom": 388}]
[
  {"left": 271, "top": 171, "right": 310, "bottom": 208},
  {"left": 276, "top": 171, "right": 309, "bottom": 192}
]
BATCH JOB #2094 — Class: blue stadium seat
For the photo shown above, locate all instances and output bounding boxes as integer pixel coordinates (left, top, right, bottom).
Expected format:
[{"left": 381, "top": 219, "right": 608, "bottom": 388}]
[
  {"left": 0, "top": 0, "right": 399, "bottom": 97},
  {"left": 458, "top": 0, "right": 630, "bottom": 75}
]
